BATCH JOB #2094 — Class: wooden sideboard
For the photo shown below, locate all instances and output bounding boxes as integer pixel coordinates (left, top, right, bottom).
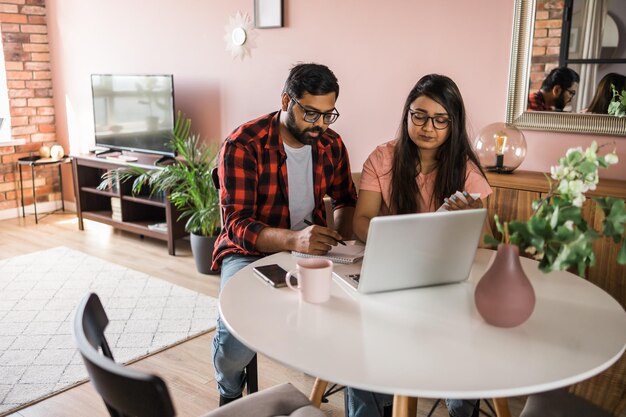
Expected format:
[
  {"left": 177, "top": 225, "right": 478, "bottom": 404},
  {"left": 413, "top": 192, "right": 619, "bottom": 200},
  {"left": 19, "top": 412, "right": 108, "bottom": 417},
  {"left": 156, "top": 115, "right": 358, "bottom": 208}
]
[
  {"left": 486, "top": 170, "right": 626, "bottom": 309},
  {"left": 488, "top": 170, "right": 626, "bottom": 417}
]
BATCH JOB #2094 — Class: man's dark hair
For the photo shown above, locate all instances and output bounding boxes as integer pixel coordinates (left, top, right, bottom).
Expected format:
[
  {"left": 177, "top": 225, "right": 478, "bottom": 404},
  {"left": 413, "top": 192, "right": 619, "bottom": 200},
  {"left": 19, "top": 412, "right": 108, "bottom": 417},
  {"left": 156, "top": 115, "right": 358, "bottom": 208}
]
[
  {"left": 282, "top": 63, "right": 339, "bottom": 100},
  {"left": 541, "top": 67, "right": 580, "bottom": 91}
]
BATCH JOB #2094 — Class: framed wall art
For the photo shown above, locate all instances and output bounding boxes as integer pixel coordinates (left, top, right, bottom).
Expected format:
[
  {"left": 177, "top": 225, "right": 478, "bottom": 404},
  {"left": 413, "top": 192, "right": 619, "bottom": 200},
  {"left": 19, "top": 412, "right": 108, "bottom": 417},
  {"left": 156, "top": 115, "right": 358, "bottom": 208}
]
[{"left": 254, "top": 0, "right": 283, "bottom": 28}]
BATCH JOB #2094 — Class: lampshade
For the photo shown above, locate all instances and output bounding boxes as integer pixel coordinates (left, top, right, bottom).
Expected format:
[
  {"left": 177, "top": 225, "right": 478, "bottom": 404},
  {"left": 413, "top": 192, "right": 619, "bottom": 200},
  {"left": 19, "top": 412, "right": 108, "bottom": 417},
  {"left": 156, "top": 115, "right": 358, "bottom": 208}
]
[{"left": 473, "top": 122, "right": 526, "bottom": 174}]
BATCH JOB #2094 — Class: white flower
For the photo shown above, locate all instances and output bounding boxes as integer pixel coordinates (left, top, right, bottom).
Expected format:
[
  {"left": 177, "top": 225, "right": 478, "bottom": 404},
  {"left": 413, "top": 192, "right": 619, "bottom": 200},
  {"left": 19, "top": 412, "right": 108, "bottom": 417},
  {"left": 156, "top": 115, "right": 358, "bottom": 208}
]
[
  {"left": 605, "top": 153, "right": 619, "bottom": 165},
  {"left": 564, "top": 220, "right": 574, "bottom": 230},
  {"left": 572, "top": 193, "right": 586, "bottom": 207},
  {"left": 525, "top": 246, "right": 537, "bottom": 255},
  {"left": 568, "top": 180, "right": 585, "bottom": 195},
  {"left": 566, "top": 147, "right": 583, "bottom": 157}
]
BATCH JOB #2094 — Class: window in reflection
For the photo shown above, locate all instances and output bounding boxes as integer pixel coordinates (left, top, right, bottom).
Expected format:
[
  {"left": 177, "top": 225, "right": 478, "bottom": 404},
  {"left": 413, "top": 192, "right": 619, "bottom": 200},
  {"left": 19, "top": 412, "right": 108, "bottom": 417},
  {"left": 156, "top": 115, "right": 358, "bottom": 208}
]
[{"left": 529, "top": 0, "right": 626, "bottom": 113}]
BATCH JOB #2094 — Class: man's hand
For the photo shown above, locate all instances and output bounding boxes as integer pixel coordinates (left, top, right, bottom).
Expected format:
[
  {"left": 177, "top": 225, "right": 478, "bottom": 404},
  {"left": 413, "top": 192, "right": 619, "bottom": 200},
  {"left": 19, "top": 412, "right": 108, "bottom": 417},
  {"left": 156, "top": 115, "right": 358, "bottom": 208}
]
[{"left": 294, "top": 225, "right": 344, "bottom": 255}]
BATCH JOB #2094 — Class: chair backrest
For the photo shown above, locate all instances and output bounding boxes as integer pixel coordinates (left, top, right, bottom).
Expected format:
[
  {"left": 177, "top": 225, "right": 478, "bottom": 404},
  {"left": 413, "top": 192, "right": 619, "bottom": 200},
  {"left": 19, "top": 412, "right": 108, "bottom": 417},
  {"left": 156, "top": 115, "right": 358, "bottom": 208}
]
[
  {"left": 211, "top": 167, "right": 224, "bottom": 228},
  {"left": 569, "top": 353, "right": 626, "bottom": 415},
  {"left": 73, "top": 293, "right": 176, "bottom": 417}
]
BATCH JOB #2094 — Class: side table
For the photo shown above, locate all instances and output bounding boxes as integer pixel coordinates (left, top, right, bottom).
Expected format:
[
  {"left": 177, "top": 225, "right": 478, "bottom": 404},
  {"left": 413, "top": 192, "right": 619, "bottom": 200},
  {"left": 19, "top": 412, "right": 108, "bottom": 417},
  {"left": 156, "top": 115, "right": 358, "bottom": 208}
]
[{"left": 17, "top": 155, "right": 71, "bottom": 224}]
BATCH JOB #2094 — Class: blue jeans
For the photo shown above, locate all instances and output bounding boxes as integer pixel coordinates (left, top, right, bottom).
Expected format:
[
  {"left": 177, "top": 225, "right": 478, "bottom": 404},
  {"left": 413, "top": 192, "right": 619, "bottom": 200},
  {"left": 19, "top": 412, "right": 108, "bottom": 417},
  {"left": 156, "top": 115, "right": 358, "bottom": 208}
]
[
  {"left": 211, "top": 254, "right": 262, "bottom": 398},
  {"left": 345, "top": 388, "right": 478, "bottom": 417}
]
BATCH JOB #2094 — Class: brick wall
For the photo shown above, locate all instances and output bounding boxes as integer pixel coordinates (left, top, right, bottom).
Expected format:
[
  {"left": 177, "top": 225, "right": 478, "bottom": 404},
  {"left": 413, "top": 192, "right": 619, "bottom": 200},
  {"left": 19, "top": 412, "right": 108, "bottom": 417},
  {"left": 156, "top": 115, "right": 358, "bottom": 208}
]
[
  {"left": 0, "top": 0, "right": 58, "bottom": 214},
  {"left": 530, "top": 0, "right": 564, "bottom": 91}
]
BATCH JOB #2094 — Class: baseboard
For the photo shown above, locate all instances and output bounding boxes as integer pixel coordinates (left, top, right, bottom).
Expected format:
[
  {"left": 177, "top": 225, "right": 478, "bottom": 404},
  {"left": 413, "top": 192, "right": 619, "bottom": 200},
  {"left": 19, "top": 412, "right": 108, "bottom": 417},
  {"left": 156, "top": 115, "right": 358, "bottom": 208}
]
[{"left": 0, "top": 200, "right": 76, "bottom": 220}]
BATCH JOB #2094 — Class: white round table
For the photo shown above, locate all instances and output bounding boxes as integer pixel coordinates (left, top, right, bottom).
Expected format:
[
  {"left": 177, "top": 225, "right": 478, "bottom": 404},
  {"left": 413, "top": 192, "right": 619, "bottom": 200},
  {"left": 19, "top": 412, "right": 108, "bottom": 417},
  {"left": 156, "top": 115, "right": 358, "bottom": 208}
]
[{"left": 219, "top": 249, "right": 626, "bottom": 415}]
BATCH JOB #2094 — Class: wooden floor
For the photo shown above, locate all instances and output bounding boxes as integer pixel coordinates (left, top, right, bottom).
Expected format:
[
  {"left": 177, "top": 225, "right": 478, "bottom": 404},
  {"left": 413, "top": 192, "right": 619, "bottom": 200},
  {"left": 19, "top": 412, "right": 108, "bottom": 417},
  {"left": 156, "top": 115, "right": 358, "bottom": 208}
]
[{"left": 0, "top": 213, "right": 527, "bottom": 417}]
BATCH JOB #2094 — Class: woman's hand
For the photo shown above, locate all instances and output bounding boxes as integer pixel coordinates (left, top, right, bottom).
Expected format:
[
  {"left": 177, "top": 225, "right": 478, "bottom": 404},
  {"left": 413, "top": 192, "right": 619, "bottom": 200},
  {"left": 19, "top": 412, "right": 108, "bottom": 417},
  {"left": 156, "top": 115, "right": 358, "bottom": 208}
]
[{"left": 444, "top": 191, "right": 483, "bottom": 211}]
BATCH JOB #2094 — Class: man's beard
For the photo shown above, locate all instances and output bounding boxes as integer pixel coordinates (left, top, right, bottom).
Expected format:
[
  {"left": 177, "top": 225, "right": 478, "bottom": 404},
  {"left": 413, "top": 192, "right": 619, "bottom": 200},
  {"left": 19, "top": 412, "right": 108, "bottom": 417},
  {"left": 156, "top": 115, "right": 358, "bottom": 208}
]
[
  {"left": 285, "top": 108, "right": 324, "bottom": 146},
  {"left": 554, "top": 91, "right": 567, "bottom": 111}
]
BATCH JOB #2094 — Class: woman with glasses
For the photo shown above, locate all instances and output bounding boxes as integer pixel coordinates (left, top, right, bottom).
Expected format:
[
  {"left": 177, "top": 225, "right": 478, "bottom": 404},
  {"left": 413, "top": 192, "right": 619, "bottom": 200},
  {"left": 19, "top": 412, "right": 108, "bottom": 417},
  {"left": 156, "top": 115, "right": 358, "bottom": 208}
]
[{"left": 348, "top": 74, "right": 492, "bottom": 417}]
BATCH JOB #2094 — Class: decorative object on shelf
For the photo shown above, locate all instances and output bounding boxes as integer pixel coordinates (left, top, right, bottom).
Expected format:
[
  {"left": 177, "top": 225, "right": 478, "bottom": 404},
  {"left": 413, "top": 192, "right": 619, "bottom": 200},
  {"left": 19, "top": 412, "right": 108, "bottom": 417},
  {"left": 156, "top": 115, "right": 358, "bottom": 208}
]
[
  {"left": 608, "top": 84, "right": 626, "bottom": 117},
  {"left": 99, "top": 113, "right": 221, "bottom": 274},
  {"left": 39, "top": 145, "right": 51, "bottom": 158},
  {"left": 484, "top": 141, "right": 625, "bottom": 277},
  {"left": 473, "top": 122, "right": 527, "bottom": 174},
  {"left": 475, "top": 243, "right": 535, "bottom": 328},
  {"left": 50, "top": 144, "right": 65, "bottom": 160},
  {"left": 254, "top": 0, "right": 283, "bottom": 28},
  {"left": 224, "top": 11, "right": 257, "bottom": 60}
]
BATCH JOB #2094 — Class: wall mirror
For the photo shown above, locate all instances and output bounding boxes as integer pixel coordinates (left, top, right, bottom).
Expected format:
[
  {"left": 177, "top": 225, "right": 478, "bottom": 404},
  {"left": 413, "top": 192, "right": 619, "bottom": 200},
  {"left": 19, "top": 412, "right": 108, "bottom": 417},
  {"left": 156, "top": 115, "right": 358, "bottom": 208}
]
[{"left": 506, "top": 0, "right": 626, "bottom": 136}]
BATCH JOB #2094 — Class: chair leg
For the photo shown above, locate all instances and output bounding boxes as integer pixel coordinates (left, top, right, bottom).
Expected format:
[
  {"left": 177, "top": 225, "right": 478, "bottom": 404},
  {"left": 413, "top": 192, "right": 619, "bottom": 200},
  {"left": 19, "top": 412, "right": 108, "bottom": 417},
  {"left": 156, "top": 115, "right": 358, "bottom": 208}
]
[
  {"left": 245, "top": 354, "right": 258, "bottom": 395},
  {"left": 426, "top": 398, "right": 441, "bottom": 417},
  {"left": 321, "top": 383, "right": 344, "bottom": 403}
]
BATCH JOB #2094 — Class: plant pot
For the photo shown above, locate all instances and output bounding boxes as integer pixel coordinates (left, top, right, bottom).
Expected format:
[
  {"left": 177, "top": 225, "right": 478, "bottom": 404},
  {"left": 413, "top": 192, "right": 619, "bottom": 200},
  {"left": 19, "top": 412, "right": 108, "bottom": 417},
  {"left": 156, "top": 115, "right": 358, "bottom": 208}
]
[
  {"left": 474, "top": 244, "right": 535, "bottom": 328},
  {"left": 190, "top": 233, "right": 218, "bottom": 275}
]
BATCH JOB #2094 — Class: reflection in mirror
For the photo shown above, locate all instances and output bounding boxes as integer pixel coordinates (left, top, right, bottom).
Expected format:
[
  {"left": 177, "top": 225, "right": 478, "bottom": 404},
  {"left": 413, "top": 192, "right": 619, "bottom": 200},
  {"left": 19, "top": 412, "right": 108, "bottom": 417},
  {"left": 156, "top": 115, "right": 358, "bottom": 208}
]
[
  {"left": 506, "top": 0, "right": 626, "bottom": 136},
  {"left": 528, "top": 0, "right": 626, "bottom": 113}
]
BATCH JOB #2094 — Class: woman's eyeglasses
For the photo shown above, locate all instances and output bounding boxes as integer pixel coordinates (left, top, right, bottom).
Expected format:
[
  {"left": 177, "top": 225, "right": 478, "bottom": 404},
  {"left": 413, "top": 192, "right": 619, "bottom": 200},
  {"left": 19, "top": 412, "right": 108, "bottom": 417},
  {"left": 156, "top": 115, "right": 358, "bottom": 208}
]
[
  {"left": 292, "top": 98, "right": 340, "bottom": 125},
  {"left": 409, "top": 110, "right": 451, "bottom": 130}
]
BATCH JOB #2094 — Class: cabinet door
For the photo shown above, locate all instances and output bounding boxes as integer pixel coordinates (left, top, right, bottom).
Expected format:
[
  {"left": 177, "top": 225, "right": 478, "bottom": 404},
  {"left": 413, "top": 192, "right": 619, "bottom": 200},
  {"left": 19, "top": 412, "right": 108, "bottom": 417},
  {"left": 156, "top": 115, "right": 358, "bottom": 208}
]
[
  {"left": 585, "top": 199, "right": 626, "bottom": 308},
  {"left": 486, "top": 187, "right": 539, "bottom": 240}
]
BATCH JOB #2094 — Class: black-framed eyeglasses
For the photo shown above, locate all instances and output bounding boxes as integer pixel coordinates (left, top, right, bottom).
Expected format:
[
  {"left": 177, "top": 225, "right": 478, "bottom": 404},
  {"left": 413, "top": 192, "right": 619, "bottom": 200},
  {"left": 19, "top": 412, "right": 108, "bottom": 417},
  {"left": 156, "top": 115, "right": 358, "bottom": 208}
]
[
  {"left": 408, "top": 110, "right": 451, "bottom": 130},
  {"left": 291, "top": 98, "right": 340, "bottom": 125},
  {"left": 566, "top": 88, "right": 577, "bottom": 97}
]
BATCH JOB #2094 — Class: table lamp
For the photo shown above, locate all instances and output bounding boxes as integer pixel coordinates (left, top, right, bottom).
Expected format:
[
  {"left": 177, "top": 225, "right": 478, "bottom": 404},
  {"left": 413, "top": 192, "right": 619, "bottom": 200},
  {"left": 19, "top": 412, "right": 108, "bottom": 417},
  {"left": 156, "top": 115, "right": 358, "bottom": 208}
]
[{"left": 473, "top": 122, "right": 526, "bottom": 174}]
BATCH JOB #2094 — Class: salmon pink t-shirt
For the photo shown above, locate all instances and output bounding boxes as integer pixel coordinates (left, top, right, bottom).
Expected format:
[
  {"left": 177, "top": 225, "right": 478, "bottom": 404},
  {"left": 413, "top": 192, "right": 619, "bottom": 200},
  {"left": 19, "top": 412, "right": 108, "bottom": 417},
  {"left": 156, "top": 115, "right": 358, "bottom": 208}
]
[{"left": 359, "top": 139, "right": 493, "bottom": 215}]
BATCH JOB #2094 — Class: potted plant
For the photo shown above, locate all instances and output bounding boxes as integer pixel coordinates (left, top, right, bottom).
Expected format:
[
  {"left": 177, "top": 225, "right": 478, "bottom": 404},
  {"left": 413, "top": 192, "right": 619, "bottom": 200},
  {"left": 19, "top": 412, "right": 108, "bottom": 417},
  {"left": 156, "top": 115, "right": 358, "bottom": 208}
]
[
  {"left": 475, "top": 141, "right": 625, "bottom": 327},
  {"left": 99, "top": 113, "right": 221, "bottom": 274},
  {"left": 485, "top": 141, "right": 625, "bottom": 275},
  {"left": 608, "top": 84, "right": 626, "bottom": 117}
]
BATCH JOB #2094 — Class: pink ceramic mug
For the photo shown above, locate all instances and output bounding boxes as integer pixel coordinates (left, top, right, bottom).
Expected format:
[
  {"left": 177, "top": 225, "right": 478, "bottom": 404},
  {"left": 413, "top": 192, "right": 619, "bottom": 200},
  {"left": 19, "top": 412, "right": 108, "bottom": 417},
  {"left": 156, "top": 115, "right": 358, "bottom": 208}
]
[{"left": 285, "top": 259, "right": 333, "bottom": 303}]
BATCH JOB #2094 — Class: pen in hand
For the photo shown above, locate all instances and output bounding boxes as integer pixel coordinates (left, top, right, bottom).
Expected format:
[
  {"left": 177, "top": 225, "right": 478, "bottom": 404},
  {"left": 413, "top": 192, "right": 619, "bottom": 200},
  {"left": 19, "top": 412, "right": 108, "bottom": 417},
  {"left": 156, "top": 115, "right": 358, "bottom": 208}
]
[{"left": 303, "top": 219, "right": 346, "bottom": 245}]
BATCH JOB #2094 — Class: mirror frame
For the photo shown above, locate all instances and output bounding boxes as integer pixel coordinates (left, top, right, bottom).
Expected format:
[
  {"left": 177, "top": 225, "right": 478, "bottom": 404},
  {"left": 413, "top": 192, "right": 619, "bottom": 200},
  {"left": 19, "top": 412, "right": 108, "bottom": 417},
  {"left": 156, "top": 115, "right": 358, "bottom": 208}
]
[{"left": 506, "top": 0, "right": 626, "bottom": 136}]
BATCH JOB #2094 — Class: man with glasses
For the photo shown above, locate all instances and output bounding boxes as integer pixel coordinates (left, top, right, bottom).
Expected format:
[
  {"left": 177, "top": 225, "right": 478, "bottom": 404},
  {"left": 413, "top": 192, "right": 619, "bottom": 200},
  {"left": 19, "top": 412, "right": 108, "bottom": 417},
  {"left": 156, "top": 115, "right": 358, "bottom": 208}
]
[
  {"left": 211, "top": 63, "right": 357, "bottom": 406},
  {"left": 528, "top": 66, "right": 580, "bottom": 112}
]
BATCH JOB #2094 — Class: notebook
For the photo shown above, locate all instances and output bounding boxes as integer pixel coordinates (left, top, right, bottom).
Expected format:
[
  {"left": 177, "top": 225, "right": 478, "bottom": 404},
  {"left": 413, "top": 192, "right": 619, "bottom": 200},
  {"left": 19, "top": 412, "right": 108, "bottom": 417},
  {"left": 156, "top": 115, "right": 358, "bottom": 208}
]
[
  {"left": 292, "top": 242, "right": 365, "bottom": 264},
  {"left": 333, "top": 208, "right": 487, "bottom": 294}
]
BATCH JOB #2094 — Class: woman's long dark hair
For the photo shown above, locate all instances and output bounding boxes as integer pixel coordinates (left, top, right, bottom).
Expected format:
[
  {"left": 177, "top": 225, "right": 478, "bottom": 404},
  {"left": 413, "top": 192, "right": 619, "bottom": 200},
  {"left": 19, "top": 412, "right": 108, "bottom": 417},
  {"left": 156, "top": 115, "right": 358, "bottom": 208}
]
[
  {"left": 587, "top": 73, "right": 626, "bottom": 114},
  {"left": 389, "top": 74, "right": 484, "bottom": 214}
]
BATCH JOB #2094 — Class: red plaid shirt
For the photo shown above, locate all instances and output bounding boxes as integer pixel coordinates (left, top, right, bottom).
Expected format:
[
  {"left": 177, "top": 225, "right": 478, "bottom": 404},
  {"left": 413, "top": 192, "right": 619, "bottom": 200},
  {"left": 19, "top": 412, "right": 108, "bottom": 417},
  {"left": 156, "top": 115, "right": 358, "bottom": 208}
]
[
  {"left": 212, "top": 111, "right": 357, "bottom": 268},
  {"left": 527, "top": 91, "right": 547, "bottom": 111}
]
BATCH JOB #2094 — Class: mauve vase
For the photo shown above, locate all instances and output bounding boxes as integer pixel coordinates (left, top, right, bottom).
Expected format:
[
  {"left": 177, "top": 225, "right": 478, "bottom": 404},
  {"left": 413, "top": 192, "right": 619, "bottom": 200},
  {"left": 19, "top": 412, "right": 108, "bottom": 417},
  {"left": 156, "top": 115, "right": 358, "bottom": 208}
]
[{"left": 474, "top": 244, "right": 535, "bottom": 328}]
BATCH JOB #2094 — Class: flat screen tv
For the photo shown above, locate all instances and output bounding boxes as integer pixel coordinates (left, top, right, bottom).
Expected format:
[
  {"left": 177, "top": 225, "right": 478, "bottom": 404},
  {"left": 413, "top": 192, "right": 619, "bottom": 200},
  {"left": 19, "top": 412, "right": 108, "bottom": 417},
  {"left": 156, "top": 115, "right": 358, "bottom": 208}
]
[{"left": 91, "top": 74, "right": 175, "bottom": 157}]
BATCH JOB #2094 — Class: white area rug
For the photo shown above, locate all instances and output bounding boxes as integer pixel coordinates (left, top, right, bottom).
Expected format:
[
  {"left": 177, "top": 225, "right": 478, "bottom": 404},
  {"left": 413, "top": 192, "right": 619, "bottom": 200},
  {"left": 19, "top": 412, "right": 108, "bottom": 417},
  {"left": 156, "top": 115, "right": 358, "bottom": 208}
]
[{"left": 0, "top": 247, "right": 219, "bottom": 416}]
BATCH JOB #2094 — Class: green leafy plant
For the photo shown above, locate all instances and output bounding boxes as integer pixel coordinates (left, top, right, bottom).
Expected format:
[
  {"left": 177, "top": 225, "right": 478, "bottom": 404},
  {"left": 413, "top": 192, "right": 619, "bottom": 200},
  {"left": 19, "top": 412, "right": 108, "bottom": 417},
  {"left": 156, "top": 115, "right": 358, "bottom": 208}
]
[
  {"left": 607, "top": 83, "right": 626, "bottom": 117},
  {"left": 485, "top": 141, "right": 625, "bottom": 277},
  {"left": 99, "top": 113, "right": 220, "bottom": 237}
]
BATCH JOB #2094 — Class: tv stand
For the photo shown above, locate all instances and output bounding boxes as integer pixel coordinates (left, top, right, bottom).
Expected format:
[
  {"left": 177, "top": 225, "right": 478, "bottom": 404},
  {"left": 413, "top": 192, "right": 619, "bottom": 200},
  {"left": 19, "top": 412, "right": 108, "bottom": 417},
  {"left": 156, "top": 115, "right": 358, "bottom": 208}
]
[
  {"left": 94, "top": 148, "right": 118, "bottom": 157},
  {"left": 154, "top": 155, "right": 177, "bottom": 166},
  {"left": 71, "top": 154, "right": 187, "bottom": 255}
]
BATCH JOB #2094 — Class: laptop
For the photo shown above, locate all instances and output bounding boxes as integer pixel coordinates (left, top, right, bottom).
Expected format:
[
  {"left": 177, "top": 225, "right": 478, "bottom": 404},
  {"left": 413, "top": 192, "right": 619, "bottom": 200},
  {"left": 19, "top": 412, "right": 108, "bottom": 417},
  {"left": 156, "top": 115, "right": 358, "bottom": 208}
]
[{"left": 333, "top": 208, "right": 487, "bottom": 294}]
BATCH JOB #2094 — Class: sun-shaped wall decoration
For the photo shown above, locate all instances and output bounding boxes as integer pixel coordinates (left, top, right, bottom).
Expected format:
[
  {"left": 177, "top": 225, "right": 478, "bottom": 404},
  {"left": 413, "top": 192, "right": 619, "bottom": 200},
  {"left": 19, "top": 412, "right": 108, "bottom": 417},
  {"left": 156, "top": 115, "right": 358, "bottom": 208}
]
[{"left": 224, "top": 11, "right": 257, "bottom": 60}]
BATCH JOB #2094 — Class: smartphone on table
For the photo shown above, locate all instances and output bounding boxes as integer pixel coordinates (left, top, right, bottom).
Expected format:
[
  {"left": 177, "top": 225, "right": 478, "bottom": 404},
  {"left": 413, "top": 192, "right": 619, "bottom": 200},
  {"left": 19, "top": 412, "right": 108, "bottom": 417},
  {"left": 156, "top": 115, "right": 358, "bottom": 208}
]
[{"left": 253, "top": 264, "right": 295, "bottom": 288}]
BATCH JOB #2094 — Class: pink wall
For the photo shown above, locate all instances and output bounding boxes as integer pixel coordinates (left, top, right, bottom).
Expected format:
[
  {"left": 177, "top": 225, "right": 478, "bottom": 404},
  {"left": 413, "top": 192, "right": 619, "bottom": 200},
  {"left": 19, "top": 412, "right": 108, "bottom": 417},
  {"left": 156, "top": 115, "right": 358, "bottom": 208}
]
[{"left": 45, "top": 0, "right": 625, "bottom": 184}]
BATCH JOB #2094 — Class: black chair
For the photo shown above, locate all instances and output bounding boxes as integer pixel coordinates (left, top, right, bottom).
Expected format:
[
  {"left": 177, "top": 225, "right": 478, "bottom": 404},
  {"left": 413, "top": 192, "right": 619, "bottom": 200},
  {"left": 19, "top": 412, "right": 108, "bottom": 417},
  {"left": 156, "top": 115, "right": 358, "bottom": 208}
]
[
  {"left": 73, "top": 292, "right": 324, "bottom": 417},
  {"left": 73, "top": 292, "right": 176, "bottom": 417},
  {"left": 210, "top": 167, "right": 258, "bottom": 396}
]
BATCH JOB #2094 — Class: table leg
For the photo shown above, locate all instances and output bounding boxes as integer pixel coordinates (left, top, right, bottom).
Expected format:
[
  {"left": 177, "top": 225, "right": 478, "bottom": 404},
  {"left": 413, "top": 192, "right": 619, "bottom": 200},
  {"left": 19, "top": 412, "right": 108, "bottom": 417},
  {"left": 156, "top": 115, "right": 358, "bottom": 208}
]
[
  {"left": 59, "top": 163, "right": 65, "bottom": 212},
  {"left": 392, "top": 395, "right": 417, "bottom": 417},
  {"left": 309, "top": 378, "right": 329, "bottom": 408},
  {"left": 30, "top": 164, "right": 38, "bottom": 224},
  {"left": 18, "top": 163, "right": 25, "bottom": 218},
  {"left": 492, "top": 398, "right": 512, "bottom": 417}
]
